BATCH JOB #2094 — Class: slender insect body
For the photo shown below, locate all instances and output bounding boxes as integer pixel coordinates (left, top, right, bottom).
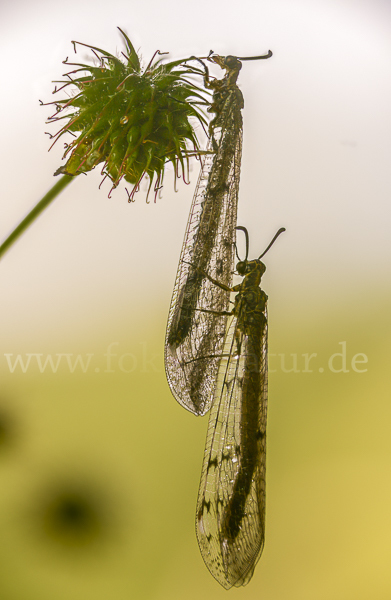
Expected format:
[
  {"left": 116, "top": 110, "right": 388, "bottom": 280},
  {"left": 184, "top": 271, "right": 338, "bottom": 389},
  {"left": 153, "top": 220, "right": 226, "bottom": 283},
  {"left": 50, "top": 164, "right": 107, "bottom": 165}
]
[
  {"left": 165, "top": 55, "right": 244, "bottom": 416},
  {"left": 163, "top": 49, "right": 275, "bottom": 588},
  {"left": 196, "top": 254, "right": 269, "bottom": 589}
]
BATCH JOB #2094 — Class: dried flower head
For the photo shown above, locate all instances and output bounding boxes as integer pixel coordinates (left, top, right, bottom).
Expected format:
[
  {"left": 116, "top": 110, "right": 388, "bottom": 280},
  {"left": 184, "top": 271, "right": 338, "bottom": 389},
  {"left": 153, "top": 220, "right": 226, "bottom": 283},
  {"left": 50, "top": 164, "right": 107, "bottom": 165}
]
[{"left": 44, "top": 28, "right": 210, "bottom": 200}]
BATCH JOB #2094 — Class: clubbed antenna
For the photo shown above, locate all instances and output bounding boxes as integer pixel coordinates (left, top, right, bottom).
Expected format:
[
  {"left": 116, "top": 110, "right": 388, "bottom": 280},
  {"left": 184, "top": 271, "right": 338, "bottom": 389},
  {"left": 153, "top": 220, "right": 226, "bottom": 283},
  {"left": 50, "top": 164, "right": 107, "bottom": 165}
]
[{"left": 258, "top": 227, "right": 286, "bottom": 259}]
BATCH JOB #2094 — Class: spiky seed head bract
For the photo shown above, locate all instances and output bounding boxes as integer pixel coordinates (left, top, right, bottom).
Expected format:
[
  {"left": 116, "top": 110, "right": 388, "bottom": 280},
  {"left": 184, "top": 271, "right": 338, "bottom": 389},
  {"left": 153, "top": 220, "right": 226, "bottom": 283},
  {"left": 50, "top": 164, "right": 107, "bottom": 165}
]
[{"left": 46, "top": 28, "right": 210, "bottom": 199}]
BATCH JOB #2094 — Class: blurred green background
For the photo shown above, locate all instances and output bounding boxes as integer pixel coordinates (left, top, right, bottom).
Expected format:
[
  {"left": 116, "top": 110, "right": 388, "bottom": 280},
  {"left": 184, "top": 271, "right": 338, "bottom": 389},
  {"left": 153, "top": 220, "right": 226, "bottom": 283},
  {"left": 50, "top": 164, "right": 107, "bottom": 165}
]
[{"left": 1, "top": 0, "right": 390, "bottom": 598}]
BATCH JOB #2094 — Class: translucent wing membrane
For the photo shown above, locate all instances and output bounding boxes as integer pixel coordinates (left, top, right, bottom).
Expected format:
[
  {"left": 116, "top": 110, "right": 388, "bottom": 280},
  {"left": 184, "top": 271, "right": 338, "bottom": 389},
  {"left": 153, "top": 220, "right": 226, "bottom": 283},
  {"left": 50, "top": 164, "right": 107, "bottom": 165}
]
[
  {"left": 165, "top": 75, "right": 243, "bottom": 416},
  {"left": 196, "top": 299, "right": 268, "bottom": 588},
  {"left": 164, "top": 49, "right": 275, "bottom": 589}
]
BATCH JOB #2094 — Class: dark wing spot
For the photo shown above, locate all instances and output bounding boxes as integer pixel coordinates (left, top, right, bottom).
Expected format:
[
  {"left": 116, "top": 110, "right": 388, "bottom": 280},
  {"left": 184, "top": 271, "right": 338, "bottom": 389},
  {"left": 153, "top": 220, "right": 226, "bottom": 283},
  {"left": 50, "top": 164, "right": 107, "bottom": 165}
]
[
  {"left": 201, "top": 499, "right": 211, "bottom": 514},
  {"left": 207, "top": 457, "right": 218, "bottom": 471}
]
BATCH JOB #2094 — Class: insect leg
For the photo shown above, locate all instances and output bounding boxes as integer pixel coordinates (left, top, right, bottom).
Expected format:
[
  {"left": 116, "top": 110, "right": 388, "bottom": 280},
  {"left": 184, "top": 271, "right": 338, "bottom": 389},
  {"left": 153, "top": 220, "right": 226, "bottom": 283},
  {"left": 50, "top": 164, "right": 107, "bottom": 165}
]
[
  {"left": 196, "top": 308, "right": 232, "bottom": 316},
  {"left": 183, "top": 260, "right": 233, "bottom": 293}
]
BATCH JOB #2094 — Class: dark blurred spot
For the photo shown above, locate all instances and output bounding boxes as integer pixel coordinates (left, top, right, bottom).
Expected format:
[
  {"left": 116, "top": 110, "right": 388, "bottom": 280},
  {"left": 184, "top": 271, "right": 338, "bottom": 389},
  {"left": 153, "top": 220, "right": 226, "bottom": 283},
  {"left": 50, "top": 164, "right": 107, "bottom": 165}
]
[
  {"left": 0, "top": 409, "right": 13, "bottom": 449},
  {"left": 38, "top": 485, "right": 108, "bottom": 548}
]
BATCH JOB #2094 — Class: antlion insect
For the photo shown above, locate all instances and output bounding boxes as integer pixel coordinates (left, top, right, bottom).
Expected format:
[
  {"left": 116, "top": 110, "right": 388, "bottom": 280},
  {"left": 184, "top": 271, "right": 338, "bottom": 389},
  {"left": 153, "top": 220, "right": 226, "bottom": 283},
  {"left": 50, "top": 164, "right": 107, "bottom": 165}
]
[
  {"left": 194, "top": 225, "right": 285, "bottom": 588},
  {"left": 165, "top": 49, "right": 272, "bottom": 415}
]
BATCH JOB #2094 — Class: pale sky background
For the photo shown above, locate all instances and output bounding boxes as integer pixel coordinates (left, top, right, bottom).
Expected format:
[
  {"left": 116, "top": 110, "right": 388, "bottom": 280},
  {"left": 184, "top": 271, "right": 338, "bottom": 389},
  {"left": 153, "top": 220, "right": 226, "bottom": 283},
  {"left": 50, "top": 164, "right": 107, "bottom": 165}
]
[
  {"left": 1, "top": 0, "right": 390, "bottom": 341},
  {"left": 0, "top": 2, "right": 391, "bottom": 600}
]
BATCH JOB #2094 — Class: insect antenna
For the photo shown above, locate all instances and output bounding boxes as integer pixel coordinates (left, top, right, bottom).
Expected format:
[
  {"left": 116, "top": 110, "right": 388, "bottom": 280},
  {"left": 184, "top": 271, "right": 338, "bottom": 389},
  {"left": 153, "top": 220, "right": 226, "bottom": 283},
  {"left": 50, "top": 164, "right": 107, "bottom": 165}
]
[
  {"left": 237, "top": 51, "right": 273, "bottom": 60},
  {"left": 203, "top": 51, "right": 272, "bottom": 61},
  {"left": 235, "top": 226, "right": 249, "bottom": 261},
  {"left": 258, "top": 227, "right": 286, "bottom": 260}
]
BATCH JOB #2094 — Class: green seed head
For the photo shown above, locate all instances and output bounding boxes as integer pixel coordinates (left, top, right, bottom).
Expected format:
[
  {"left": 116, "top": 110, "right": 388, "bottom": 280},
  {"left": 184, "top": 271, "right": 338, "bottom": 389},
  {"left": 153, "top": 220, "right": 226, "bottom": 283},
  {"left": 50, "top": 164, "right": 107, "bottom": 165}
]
[{"left": 46, "top": 28, "right": 210, "bottom": 200}]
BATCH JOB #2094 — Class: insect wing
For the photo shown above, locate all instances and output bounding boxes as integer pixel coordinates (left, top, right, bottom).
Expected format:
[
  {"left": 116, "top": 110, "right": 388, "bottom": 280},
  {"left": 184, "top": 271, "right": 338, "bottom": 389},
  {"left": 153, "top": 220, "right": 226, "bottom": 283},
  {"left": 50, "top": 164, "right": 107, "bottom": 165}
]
[
  {"left": 165, "top": 88, "right": 243, "bottom": 416},
  {"left": 196, "top": 305, "right": 268, "bottom": 588}
]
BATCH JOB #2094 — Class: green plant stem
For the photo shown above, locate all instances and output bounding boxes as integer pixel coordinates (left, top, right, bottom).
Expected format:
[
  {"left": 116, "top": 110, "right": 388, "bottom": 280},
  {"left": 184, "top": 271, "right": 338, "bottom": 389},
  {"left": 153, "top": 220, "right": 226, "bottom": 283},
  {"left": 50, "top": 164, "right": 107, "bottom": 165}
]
[{"left": 0, "top": 175, "right": 74, "bottom": 260}]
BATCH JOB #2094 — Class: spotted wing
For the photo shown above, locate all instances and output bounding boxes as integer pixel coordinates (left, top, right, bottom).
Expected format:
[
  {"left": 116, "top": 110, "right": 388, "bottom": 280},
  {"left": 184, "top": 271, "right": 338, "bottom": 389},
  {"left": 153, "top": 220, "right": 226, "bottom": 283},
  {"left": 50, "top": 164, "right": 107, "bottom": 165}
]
[
  {"left": 196, "top": 306, "right": 268, "bottom": 588},
  {"left": 165, "top": 87, "right": 243, "bottom": 416}
]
